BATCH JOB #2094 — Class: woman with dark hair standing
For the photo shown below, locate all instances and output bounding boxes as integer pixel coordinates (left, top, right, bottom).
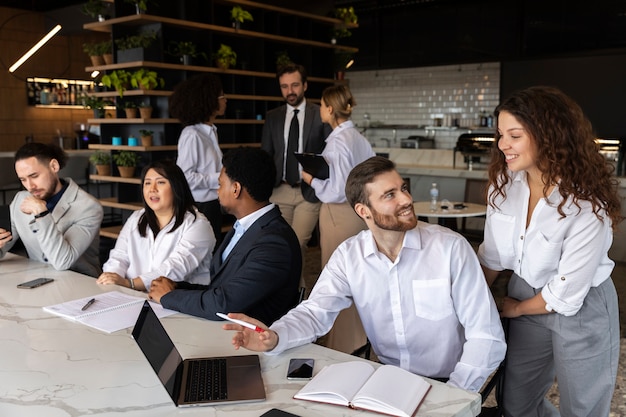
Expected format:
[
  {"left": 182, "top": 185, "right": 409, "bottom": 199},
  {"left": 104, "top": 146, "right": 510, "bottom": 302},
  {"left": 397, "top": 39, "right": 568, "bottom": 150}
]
[
  {"left": 477, "top": 86, "right": 621, "bottom": 417},
  {"left": 170, "top": 73, "right": 227, "bottom": 247},
  {"left": 97, "top": 160, "right": 215, "bottom": 291}
]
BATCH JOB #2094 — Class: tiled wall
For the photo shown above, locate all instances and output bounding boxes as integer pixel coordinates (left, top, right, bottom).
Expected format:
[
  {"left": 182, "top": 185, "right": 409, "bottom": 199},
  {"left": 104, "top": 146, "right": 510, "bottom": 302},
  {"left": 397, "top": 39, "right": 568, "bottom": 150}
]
[{"left": 347, "top": 62, "right": 501, "bottom": 149}]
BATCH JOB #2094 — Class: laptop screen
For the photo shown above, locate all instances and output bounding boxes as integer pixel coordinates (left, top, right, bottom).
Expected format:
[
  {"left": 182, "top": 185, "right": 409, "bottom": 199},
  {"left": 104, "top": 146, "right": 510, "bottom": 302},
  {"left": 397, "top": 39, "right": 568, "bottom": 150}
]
[{"left": 132, "top": 301, "right": 183, "bottom": 402}]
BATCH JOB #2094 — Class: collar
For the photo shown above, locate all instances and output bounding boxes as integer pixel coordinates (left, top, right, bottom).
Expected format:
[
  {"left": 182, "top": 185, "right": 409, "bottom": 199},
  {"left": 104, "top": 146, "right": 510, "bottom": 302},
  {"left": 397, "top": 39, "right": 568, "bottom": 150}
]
[
  {"left": 236, "top": 203, "right": 275, "bottom": 231},
  {"left": 287, "top": 99, "right": 306, "bottom": 114},
  {"left": 46, "top": 179, "right": 68, "bottom": 212}
]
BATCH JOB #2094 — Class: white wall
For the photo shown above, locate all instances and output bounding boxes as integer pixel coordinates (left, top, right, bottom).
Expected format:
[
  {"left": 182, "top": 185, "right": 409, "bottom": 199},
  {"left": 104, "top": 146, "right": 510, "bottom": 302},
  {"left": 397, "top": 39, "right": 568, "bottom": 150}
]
[{"left": 347, "top": 62, "right": 501, "bottom": 149}]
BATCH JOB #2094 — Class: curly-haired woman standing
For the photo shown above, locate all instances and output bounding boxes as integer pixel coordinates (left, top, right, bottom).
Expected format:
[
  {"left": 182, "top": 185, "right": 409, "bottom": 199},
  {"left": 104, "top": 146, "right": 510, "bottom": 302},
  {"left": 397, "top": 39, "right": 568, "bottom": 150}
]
[
  {"left": 170, "top": 73, "right": 226, "bottom": 247},
  {"left": 478, "top": 86, "right": 621, "bottom": 417}
]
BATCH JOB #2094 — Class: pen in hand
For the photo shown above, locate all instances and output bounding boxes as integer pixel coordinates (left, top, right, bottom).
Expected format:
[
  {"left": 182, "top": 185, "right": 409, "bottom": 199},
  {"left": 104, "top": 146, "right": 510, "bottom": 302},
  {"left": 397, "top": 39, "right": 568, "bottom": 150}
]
[
  {"left": 216, "top": 313, "right": 264, "bottom": 333},
  {"left": 81, "top": 298, "right": 96, "bottom": 311}
]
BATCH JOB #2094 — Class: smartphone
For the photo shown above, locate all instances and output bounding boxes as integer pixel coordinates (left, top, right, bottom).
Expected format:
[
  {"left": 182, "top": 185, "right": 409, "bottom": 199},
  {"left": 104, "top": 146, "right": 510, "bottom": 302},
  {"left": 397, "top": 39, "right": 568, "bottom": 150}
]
[
  {"left": 0, "top": 205, "right": 10, "bottom": 232},
  {"left": 17, "top": 278, "right": 54, "bottom": 289},
  {"left": 260, "top": 409, "right": 300, "bottom": 417},
  {"left": 286, "top": 358, "right": 314, "bottom": 380}
]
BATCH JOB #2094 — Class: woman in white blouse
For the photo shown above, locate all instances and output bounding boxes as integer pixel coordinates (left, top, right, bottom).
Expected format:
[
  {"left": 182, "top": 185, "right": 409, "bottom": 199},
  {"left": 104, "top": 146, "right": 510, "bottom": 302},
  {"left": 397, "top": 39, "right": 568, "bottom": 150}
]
[
  {"left": 301, "top": 84, "right": 375, "bottom": 267},
  {"left": 170, "top": 73, "right": 226, "bottom": 248},
  {"left": 477, "top": 86, "right": 621, "bottom": 417},
  {"left": 97, "top": 160, "right": 216, "bottom": 291},
  {"left": 301, "top": 84, "right": 375, "bottom": 355}
]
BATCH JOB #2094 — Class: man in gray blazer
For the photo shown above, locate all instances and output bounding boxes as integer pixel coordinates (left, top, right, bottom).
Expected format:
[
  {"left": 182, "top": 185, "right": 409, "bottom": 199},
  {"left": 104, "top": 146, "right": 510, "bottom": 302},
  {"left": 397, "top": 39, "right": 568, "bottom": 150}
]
[
  {"left": 0, "top": 143, "right": 103, "bottom": 277},
  {"left": 148, "top": 147, "right": 302, "bottom": 325},
  {"left": 261, "top": 64, "right": 331, "bottom": 271}
]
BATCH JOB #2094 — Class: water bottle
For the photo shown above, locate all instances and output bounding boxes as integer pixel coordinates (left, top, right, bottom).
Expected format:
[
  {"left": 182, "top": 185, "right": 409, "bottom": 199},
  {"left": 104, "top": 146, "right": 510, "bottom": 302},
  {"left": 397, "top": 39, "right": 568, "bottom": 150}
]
[{"left": 429, "top": 183, "right": 439, "bottom": 212}]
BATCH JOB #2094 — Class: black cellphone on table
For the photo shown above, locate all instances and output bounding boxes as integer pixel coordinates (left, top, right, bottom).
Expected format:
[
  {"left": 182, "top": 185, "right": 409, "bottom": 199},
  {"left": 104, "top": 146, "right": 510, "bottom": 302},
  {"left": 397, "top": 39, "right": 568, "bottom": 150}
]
[
  {"left": 17, "top": 278, "right": 55, "bottom": 289},
  {"left": 0, "top": 205, "right": 10, "bottom": 232},
  {"left": 286, "top": 358, "right": 314, "bottom": 380},
  {"left": 260, "top": 409, "right": 300, "bottom": 417}
]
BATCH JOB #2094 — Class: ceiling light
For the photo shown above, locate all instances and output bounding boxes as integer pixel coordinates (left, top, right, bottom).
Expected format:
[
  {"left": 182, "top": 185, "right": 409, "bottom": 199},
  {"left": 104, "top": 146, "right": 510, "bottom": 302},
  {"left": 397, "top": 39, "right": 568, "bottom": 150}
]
[
  {"left": 345, "top": 59, "right": 354, "bottom": 69},
  {"left": 9, "top": 24, "right": 62, "bottom": 73}
]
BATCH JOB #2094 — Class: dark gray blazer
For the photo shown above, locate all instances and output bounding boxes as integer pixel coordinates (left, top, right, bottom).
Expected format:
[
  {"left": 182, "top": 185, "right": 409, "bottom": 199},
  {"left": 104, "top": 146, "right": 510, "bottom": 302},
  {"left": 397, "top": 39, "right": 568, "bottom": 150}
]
[
  {"left": 160, "top": 206, "right": 302, "bottom": 325},
  {"left": 261, "top": 101, "right": 331, "bottom": 202}
]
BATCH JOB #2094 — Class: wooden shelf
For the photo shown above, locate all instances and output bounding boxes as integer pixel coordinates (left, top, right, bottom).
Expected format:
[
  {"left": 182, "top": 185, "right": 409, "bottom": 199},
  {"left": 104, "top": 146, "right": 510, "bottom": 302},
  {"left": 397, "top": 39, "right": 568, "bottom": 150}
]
[
  {"left": 90, "top": 174, "right": 142, "bottom": 184},
  {"left": 99, "top": 197, "right": 143, "bottom": 210},
  {"left": 83, "top": 14, "right": 357, "bottom": 53},
  {"left": 87, "top": 117, "right": 178, "bottom": 124},
  {"left": 92, "top": 90, "right": 172, "bottom": 98},
  {"left": 88, "top": 144, "right": 177, "bottom": 151},
  {"left": 100, "top": 225, "right": 123, "bottom": 239}
]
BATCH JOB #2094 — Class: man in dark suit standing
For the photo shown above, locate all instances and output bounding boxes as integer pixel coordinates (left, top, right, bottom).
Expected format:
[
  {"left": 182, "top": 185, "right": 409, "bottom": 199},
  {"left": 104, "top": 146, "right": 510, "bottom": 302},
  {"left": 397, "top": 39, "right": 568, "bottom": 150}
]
[
  {"left": 261, "top": 64, "right": 330, "bottom": 284},
  {"left": 148, "top": 147, "right": 302, "bottom": 326}
]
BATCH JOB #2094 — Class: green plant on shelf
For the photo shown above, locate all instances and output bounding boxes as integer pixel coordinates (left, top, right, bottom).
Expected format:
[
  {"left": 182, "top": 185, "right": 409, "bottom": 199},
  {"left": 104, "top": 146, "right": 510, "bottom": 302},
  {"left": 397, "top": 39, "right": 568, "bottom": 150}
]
[
  {"left": 334, "top": 6, "right": 358, "bottom": 24},
  {"left": 139, "top": 129, "right": 153, "bottom": 136},
  {"left": 101, "top": 69, "right": 133, "bottom": 97},
  {"left": 82, "top": 41, "right": 108, "bottom": 57},
  {"left": 131, "top": 68, "right": 164, "bottom": 90},
  {"left": 81, "top": 0, "right": 108, "bottom": 20},
  {"left": 89, "top": 150, "right": 111, "bottom": 166},
  {"left": 167, "top": 40, "right": 207, "bottom": 62},
  {"left": 79, "top": 94, "right": 111, "bottom": 114},
  {"left": 138, "top": 101, "right": 151, "bottom": 108},
  {"left": 230, "top": 6, "right": 253, "bottom": 27},
  {"left": 212, "top": 44, "right": 237, "bottom": 69},
  {"left": 114, "top": 31, "right": 157, "bottom": 50},
  {"left": 113, "top": 151, "right": 140, "bottom": 167},
  {"left": 276, "top": 50, "right": 293, "bottom": 70},
  {"left": 123, "top": 101, "right": 137, "bottom": 109},
  {"left": 123, "top": 0, "right": 151, "bottom": 14}
]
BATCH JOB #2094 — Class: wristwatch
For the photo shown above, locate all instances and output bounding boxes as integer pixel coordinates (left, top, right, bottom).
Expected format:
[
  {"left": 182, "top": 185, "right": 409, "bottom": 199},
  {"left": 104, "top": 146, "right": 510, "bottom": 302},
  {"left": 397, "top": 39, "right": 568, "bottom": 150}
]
[{"left": 34, "top": 210, "right": 50, "bottom": 219}]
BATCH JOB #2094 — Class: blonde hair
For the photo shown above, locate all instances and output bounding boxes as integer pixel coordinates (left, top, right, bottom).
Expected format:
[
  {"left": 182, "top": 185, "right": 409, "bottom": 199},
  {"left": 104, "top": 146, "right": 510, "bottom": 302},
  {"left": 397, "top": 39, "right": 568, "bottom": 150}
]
[{"left": 321, "top": 84, "right": 356, "bottom": 120}]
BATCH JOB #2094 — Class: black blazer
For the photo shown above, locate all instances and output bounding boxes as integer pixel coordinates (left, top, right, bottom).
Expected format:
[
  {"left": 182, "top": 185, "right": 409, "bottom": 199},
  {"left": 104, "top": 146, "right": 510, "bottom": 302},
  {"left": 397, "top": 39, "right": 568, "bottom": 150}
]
[
  {"left": 261, "top": 101, "right": 331, "bottom": 202},
  {"left": 160, "top": 206, "right": 302, "bottom": 325}
]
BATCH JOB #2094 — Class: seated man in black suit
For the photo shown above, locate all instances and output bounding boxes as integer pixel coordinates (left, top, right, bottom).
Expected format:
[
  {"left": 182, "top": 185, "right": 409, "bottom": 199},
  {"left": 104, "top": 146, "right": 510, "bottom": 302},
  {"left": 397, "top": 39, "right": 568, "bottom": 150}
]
[{"left": 149, "top": 147, "right": 302, "bottom": 325}]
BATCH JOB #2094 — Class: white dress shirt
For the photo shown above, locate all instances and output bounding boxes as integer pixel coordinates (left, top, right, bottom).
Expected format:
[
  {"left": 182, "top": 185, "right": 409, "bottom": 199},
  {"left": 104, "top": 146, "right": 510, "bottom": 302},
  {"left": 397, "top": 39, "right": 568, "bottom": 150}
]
[
  {"left": 269, "top": 224, "right": 506, "bottom": 392},
  {"left": 176, "top": 123, "right": 223, "bottom": 202},
  {"left": 477, "top": 170, "right": 615, "bottom": 316},
  {"left": 103, "top": 209, "right": 216, "bottom": 289},
  {"left": 310, "top": 120, "right": 375, "bottom": 203}
]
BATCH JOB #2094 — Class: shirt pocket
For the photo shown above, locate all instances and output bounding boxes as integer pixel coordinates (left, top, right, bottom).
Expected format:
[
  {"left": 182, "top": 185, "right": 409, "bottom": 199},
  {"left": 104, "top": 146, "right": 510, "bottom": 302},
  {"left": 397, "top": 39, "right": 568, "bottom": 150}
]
[
  {"left": 412, "top": 279, "right": 454, "bottom": 321},
  {"left": 489, "top": 212, "right": 517, "bottom": 268},
  {"left": 526, "top": 232, "right": 561, "bottom": 277}
]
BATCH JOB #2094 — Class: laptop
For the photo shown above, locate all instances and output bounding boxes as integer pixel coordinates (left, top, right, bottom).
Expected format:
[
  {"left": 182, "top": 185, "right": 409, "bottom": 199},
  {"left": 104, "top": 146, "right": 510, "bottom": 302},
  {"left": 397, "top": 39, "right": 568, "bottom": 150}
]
[{"left": 131, "top": 301, "right": 266, "bottom": 407}]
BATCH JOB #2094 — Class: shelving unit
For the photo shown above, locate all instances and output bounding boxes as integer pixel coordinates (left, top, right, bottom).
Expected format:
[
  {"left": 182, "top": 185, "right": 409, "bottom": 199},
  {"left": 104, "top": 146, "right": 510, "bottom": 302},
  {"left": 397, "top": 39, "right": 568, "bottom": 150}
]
[{"left": 84, "top": 0, "right": 358, "bottom": 238}]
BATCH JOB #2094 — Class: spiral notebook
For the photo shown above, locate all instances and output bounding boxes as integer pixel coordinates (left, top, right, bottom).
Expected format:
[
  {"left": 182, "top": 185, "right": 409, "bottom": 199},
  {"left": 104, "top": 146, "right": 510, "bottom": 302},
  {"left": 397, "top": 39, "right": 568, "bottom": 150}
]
[{"left": 43, "top": 291, "right": 176, "bottom": 333}]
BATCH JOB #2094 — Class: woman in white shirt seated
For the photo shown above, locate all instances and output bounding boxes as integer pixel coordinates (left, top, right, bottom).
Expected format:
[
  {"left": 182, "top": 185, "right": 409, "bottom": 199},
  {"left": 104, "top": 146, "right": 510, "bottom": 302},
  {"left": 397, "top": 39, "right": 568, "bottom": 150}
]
[{"left": 97, "top": 159, "right": 216, "bottom": 291}]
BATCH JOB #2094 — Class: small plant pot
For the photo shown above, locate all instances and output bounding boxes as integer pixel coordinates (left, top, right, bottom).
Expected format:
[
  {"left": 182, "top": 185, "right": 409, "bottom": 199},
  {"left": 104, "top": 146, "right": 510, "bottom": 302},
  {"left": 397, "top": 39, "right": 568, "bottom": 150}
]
[
  {"left": 95, "top": 164, "right": 111, "bottom": 176},
  {"left": 181, "top": 54, "right": 192, "bottom": 65},
  {"left": 140, "top": 135, "right": 153, "bottom": 147},
  {"left": 90, "top": 55, "right": 105, "bottom": 66},
  {"left": 93, "top": 108, "right": 105, "bottom": 118},
  {"left": 215, "top": 59, "right": 230, "bottom": 70},
  {"left": 117, "top": 166, "right": 135, "bottom": 178},
  {"left": 139, "top": 107, "right": 152, "bottom": 119},
  {"left": 102, "top": 53, "right": 114, "bottom": 65},
  {"left": 125, "top": 108, "right": 138, "bottom": 118}
]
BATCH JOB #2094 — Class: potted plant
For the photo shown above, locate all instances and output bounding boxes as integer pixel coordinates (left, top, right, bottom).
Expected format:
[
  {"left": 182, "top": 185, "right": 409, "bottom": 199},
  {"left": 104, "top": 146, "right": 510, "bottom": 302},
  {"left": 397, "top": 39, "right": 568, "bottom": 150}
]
[
  {"left": 81, "top": 0, "right": 108, "bottom": 21},
  {"left": 89, "top": 151, "right": 111, "bottom": 176},
  {"left": 212, "top": 44, "right": 236, "bottom": 70},
  {"left": 113, "top": 151, "right": 139, "bottom": 178},
  {"left": 101, "top": 69, "right": 132, "bottom": 97},
  {"left": 80, "top": 94, "right": 111, "bottom": 118},
  {"left": 123, "top": 101, "right": 138, "bottom": 118},
  {"left": 139, "top": 129, "right": 154, "bottom": 147},
  {"left": 131, "top": 68, "right": 164, "bottom": 90},
  {"left": 124, "top": 0, "right": 150, "bottom": 14},
  {"left": 138, "top": 101, "right": 153, "bottom": 119},
  {"left": 276, "top": 50, "right": 293, "bottom": 70},
  {"left": 83, "top": 41, "right": 105, "bottom": 66},
  {"left": 331, "top": 7, "right": 358, "bottom": 44},
  {"left": 114, "top": 31, "right": 159, "bottom": 63},
  {"left": 168, "top": 40, "right": 207, "bottom": 65},
  {"left": 100, "top": 41, "right": 113, "bottom": 65},
  {"left": 230, "top": 6, "right": 253, "bottom": 29}
]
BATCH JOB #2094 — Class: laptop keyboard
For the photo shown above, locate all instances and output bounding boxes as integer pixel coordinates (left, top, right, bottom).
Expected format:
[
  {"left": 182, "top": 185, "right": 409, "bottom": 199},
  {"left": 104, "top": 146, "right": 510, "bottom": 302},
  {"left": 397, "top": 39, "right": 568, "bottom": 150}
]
[{"left": 185, "top": 358, "right": 228, "bottom": 402}]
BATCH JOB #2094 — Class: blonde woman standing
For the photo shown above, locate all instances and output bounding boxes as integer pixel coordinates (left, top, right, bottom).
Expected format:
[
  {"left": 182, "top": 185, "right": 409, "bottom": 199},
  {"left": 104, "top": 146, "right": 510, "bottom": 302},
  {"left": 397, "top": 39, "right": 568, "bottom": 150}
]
[{"left": 301, "top": 84, "right": 375, "bottom": 353}]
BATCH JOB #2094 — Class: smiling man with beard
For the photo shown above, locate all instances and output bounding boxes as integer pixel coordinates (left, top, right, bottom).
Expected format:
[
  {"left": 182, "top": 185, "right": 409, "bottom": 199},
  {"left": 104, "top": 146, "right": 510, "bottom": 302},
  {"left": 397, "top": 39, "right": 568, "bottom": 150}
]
[
  {"left": 0, "top": 142, "right": 103, "bottom": 277},
  {"left": 221, "top": 156, "right": 507, "bottom": 393}
]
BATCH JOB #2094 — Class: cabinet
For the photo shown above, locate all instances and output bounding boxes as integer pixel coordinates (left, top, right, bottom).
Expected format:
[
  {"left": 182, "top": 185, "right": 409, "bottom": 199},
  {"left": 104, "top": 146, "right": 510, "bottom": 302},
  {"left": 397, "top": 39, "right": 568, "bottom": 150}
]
[{"left": 84, "top": 0, "right": 358, "bottom": 238}]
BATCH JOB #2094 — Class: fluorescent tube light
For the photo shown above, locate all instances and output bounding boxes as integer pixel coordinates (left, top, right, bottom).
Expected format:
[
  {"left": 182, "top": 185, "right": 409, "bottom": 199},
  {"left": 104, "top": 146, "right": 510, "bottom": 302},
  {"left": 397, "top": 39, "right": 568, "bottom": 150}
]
[{"left": 9, "top": 24, "right": 62, "bottom": 73}]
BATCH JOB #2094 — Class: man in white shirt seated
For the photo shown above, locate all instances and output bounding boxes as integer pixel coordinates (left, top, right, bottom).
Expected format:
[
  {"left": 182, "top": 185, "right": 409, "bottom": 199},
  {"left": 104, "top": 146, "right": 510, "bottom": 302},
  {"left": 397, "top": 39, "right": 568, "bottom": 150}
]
[{"left": 221, "top": 156, "right": 506, "bottom": 392}]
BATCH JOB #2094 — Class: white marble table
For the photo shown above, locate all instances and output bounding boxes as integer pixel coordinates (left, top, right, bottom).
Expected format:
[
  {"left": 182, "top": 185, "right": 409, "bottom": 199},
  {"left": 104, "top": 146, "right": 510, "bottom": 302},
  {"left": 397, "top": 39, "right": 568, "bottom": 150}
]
[
  {"left": 0, "top": 253, "right": 481, "bottom": 417},
  {"left": 413, "top": 201, "right": 487, "bottom": 219}
]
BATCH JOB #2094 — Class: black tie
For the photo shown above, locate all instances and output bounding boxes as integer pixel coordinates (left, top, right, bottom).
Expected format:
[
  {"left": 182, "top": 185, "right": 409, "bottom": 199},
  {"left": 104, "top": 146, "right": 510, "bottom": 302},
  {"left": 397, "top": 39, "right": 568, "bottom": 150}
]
[{"left": 285, "top": 109, "right": 300, "bottom": 186}]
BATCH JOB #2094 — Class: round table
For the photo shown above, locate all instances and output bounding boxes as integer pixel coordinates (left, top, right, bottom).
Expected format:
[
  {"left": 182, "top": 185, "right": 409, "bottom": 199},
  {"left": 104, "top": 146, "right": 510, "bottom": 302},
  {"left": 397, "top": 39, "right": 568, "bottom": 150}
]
[{"left": 413, "top": 201, "right": 487, "bottom": 231}]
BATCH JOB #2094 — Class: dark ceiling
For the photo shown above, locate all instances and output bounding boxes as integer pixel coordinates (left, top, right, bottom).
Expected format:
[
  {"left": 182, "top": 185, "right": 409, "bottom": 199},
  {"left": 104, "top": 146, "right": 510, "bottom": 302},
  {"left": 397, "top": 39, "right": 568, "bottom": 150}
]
[{"left": 0, "top": 0, "right": 84, "bottom": 12}]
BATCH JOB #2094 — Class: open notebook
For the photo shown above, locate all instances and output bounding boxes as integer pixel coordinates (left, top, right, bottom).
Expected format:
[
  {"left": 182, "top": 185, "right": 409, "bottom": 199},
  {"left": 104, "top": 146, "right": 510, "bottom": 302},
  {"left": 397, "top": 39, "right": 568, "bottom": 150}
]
[{"left": 43, "top": 291, "right": 176, "bottom": 333}]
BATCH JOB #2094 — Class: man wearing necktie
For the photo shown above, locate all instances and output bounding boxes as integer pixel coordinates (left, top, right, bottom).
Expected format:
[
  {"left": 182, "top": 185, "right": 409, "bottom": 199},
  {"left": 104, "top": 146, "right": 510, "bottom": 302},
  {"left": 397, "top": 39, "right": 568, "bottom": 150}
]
[
  {"left": 149, "top": 147, "right": 302, "bottom": 325},
  {"left": 261, "top": 64, "right": 331, "bottom": 289}
]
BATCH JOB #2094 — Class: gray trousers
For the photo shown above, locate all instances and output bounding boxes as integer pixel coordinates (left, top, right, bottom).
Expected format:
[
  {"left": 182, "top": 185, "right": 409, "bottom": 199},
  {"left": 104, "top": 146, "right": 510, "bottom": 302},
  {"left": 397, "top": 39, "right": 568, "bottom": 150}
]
[{"left": 503, "top": 274, "right": 619, "bottom": 417}]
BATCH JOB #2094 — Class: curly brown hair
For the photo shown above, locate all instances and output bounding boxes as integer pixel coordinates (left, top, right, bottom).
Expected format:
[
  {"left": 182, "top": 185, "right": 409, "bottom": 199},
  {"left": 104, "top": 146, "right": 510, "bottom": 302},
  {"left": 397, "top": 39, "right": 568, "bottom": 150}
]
[
  {"left": 488, "top": 86, "right": 622, "bottom": 229},
  {"left": 168, "top": 73, "right": 223, "bottom": 126}
]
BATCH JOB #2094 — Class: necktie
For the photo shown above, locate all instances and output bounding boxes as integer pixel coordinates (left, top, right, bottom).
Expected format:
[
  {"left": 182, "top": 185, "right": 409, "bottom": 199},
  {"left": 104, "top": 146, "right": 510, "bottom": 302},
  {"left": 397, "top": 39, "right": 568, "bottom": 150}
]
[
  {"left": 285, "top": 109, "right": 300, "bottom": 186},
  {"left": 221, "top": 221, "right": 244, "bottom": 262}
]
